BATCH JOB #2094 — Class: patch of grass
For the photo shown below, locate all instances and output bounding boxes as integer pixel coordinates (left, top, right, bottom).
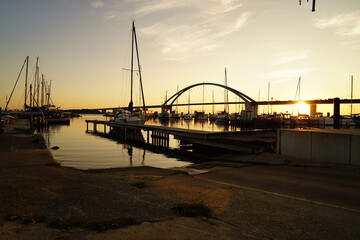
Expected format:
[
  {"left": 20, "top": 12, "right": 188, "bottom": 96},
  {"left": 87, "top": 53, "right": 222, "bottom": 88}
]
[
  {"left": 85, "top": 217, "right": 138, "bottom": 232},
  {"left": 131, "top": 181, "right": 148, "bottom": 189},
  {"left": 172, "top": 202, "right": 212, "bottom": 218}
]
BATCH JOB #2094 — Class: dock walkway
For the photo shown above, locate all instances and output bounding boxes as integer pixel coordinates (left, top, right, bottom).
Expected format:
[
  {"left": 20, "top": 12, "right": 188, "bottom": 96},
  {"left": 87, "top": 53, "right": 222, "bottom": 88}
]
[{"left": 85, "top": 120, "right": 276, "bottom": 153}]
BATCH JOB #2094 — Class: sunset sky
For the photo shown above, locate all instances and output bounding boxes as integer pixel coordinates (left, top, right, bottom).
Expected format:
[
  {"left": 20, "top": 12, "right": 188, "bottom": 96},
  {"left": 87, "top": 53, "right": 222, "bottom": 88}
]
[{"left": 1, "top": 0, "right": 359, "bottom": 115}]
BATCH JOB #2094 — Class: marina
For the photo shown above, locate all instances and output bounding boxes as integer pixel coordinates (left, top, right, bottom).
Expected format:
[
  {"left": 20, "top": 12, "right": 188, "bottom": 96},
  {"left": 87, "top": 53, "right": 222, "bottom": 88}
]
[{"left": 2, "top": 1, "right": 360, "bottom": 239}]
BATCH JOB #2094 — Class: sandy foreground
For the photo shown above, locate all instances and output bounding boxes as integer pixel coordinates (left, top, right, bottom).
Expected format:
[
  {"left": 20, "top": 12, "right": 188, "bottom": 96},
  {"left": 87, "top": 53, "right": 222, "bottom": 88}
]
[{"left": 0, "top": 134, "right": 266, "bottom": 240}]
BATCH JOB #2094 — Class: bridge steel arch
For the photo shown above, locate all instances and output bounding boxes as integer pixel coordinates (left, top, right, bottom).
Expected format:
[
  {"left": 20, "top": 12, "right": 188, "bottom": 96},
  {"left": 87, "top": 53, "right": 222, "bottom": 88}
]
[{"left": 162, "top": 82, "right": 256, "bottom": 111}]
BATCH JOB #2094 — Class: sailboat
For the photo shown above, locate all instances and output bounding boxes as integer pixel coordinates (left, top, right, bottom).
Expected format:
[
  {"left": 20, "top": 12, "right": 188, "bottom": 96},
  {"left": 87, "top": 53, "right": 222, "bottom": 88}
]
[
  {"left": 114, "top": 21, "right": 146, "bottom": 124},
  {"left": 216, "top": 68, "right": 230, "bottom": 124},
  {"left": 183, "top": 89, "right": 192, "bottom": 120}
]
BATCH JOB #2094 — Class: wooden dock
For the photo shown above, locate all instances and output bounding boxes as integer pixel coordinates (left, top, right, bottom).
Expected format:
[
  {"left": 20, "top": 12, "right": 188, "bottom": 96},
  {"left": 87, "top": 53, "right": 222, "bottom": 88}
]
[{"left": 85, "top": 120, "right": 276, "bottom": 153}]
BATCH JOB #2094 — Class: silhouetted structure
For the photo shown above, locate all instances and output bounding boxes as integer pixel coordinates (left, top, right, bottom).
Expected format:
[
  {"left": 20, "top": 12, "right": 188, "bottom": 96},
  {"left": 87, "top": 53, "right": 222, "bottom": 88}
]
[{"left": 299, "top": 0, "right": 316, "bottom": 12}]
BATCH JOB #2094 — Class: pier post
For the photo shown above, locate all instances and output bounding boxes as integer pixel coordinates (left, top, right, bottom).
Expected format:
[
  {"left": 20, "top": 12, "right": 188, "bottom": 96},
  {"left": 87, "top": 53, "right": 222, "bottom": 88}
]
[
  {"left": 104, "top": 124, "right": 106, "bottom": 134},
  {"left": 94, "top": 123, "right": 97, "bottom": 133},
  {"left": 86, "top": 122, "right": 88, "bottom": 132},
  {"left": 334, "top": 98, "right": 340, "bottom": 129},
  {"left": 147, "top": 131, "right": 149, "bottom": 144}
]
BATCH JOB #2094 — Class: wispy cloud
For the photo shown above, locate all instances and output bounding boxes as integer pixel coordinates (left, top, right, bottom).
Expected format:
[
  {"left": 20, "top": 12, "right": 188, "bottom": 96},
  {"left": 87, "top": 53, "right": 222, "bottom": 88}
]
[
  {"left": 263, "top": 69, "right": 309, "bottom": 79},
  {"left": 140, "top": 11, "right": 252, "bottom": 61},
  {"left": 102, "top": 11, "right": 116, "bottom": 21},
  {"left": 260, "top": 68, "right": 315, "bottom": 85},
  {"left": 134, "top": 0, "right": 186, "bottom": 18},
  {"left": 137, "top": 0, "right": 251, "bottom": 61},
  {"left": 91, "top": 1, "right": 105, "bottom": 9},
  {"left": 272, "top": 52, "right": 307, "bottom": 66},
  {"left": 315, "top": 12, "right": 360, "bottom": 36},
  {"left": 91, "top": 0, "right": 250, "bottom": 61}
]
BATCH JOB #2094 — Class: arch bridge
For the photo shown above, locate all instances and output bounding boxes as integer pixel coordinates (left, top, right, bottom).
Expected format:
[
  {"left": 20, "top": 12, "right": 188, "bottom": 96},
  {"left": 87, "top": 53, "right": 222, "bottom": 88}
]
[{"left": 161, "top": 82, "right": 257, "bottom": 112}]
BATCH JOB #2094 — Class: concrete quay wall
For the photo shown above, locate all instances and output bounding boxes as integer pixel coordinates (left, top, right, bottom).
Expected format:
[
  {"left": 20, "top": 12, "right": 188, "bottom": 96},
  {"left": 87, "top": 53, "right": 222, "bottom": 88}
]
[{"left": 277, "top": 129, "right": 360, "bottom": 166}]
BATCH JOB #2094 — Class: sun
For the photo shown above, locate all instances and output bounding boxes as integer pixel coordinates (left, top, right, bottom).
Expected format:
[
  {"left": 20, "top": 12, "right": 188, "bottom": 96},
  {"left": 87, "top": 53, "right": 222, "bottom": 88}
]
[{"left": 295, "top": 102, "right": 310, "bottom": 115}]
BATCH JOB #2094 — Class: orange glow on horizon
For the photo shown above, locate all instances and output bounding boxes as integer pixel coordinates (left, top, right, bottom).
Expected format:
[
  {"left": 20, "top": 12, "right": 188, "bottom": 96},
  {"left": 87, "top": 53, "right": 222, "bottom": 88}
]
[{"left": 295, "top": 101, "right": 310, "bottom": 115}]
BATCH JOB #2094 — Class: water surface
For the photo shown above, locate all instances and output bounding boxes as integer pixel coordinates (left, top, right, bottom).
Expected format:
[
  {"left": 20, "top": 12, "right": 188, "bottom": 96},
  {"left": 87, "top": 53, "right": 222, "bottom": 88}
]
[{"left": 43, "top": 114, "right": 232, "bottom": 170}]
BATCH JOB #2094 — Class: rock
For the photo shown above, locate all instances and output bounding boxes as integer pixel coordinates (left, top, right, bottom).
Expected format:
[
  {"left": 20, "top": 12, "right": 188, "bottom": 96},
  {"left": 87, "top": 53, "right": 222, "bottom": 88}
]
[{"left": 51, "top": 146, "right": 59, "bottom": 150}]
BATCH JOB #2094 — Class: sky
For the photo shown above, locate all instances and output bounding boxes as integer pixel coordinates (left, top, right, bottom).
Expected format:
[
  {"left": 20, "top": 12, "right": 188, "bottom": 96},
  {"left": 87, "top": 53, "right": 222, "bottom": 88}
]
[{"left": 1, "top": 0, "right": 360, "bottom": 115}]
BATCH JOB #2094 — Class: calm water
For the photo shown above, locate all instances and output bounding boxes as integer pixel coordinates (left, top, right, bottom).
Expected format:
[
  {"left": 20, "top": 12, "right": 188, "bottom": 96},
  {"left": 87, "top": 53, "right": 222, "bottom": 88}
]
[{"left": 43, "top": 114, "right": 232, "bottom": 170}]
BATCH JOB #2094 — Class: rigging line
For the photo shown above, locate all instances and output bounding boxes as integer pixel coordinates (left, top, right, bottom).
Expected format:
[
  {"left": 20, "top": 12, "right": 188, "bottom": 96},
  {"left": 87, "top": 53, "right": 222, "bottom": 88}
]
[
  {"left": 291, "top": 78, "right": 300, "bottom": 116},
  {"left": 5, "top": 59, "right": 27, "bottom": 111}
]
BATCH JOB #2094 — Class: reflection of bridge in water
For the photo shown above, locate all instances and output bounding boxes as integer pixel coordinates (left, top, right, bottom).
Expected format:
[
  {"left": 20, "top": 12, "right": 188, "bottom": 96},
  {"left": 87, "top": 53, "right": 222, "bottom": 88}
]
[{"left": 85, "top": 82, "right": 360, "bottom": 116}]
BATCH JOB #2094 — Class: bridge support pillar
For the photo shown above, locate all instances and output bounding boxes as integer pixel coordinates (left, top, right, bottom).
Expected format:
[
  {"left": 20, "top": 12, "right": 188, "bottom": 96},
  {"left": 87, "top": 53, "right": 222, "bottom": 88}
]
[
  {"left": 310, "top": 104, "right": 317, "bottom": 117},
  {"left": 245, "top": 103, "right": 258, "bottom": 116},
  {"left": 102, "top": 109, "right": 106, "bottom": 114}
]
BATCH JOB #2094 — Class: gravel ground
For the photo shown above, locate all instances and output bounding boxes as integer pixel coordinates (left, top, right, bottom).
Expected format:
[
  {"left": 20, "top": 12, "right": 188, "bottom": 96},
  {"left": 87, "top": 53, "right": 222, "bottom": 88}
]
[{"left": 1, "top": 134, "right": 359, "bottom": 239}]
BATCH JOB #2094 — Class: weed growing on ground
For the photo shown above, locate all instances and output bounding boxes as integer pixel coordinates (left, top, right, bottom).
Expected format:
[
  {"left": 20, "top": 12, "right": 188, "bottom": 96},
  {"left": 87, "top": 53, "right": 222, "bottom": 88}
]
[
  {"left": 47, "top": 216, "right": 138, "bottom": 232},
  {"left": 131, "top": 181, "right": 148, "bottom": 189},
  {"left": 172, "top": 202, "right": 211, "bottom": 217}
]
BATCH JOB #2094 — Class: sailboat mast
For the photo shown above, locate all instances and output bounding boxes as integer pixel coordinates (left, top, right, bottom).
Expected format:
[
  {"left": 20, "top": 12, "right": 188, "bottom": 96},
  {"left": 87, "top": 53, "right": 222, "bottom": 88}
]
[
  {"left": 47, "top": 80, "right": 52, "bottom": 107},
  {"left": 34, "top": 57, "right": 39, "bottom": 107},
  {"left": 224, "top": 68, "right": 229, "bottom": 113},
  {"left": 41, "top": 74, "right": 44, "bottom": 107},
  {"left": 188, "top": 89, "right": 190, "bottom": 114},
  {"left": 298, "top": 77, "right": 301, "bottom": 100},
  {"left": 37, "top": 68, "right": 40, "bottom": 107},
  {"left": 25, "top": 56, "right": 29, "bottom": 109},
  {"left": 202, "top": 82, "right": 204, "bottom": 112},
  {"left": 268, "top": 82, "right": 270, "bottom": 115},
  {"left": 133, "top": 21, "right": 146, "bottom": 112},
  {"left": 212, "top": 90, "right": 214, "bottom": 114},
  {"left": 130, "top": 22, "right": 135, "bottom": 111},
  {"left": 5, "top": 57, "right": 27, "bottom": 111},
  {"left": 176, "top": 85, "right": 179, "bottom": 112},
  {"left": 351, "top": 75, "right": 353, "bottom": 117}
]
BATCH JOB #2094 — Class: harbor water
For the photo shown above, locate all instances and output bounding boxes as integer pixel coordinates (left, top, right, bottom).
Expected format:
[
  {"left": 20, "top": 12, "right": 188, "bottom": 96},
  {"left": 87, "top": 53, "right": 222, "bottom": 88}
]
[{"left": 43, "top": 114, "right": 234, "bottom": 170}]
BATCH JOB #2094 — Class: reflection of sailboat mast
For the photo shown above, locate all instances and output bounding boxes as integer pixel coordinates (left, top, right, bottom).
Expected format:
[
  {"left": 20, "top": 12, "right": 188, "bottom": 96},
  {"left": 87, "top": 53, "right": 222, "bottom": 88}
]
[
  {"left": 127, "top": 146, "right": 133, "bottom": 166},
  {"left": 142, "top": 149, "right": 145, "bottom": 165}
]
